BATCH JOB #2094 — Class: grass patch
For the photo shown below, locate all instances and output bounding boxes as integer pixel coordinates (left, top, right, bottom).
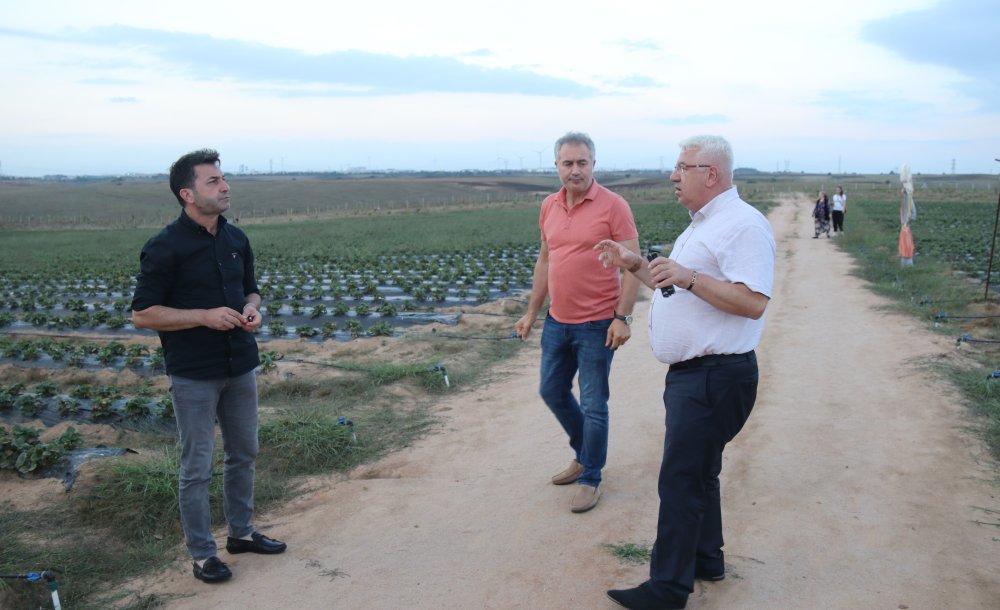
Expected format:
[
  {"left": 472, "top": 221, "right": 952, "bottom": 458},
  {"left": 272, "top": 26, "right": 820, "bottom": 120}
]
[
  {"left": 0, "top": 500, "right": 176, "bottom": 609},
  {"left": 943, "top": 366, "right": 1000, "bottom": 451},
  {"left": 836, "top": 194, "right": 1000, "bottom": 460},
  {"left": 258, "top": 409, "right": 370, "bottom": 476},
  {"left": 603, "top": 541, "right": 652, "bottom": 564}
]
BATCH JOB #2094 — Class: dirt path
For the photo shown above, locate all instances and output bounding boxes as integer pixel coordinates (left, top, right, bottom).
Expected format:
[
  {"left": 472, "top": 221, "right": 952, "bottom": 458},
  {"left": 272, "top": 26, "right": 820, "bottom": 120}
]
[{"left": 137, "top": 195, "right": 999, "bottom": 609}]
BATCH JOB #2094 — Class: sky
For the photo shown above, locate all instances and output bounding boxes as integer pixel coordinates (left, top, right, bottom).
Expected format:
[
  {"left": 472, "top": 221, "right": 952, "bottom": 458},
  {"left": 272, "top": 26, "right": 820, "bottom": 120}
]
[{"left": 0, "top": 0, "right": 997, "bottom": 177}]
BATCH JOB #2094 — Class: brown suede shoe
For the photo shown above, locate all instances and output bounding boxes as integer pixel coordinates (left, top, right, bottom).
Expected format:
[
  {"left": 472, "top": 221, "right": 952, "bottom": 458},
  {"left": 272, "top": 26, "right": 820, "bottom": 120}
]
[
  {"left": 570, "top": 484, "right": 601, "bottom": 513},
  {"left": 551, "top": 460, "right": 584, "bottom": 485}
]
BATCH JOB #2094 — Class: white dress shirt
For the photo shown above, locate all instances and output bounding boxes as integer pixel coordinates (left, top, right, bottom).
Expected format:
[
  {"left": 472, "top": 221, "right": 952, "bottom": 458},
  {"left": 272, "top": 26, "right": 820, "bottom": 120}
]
[{"left": 648, "top": 187, "right": 776, "bottom": 364}]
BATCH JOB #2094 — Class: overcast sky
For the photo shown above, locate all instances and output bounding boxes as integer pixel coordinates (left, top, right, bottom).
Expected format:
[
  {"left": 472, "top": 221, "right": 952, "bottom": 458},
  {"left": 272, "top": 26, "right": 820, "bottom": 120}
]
[{"left": 1, "top": 0, "right": 997, "bottom": 177}]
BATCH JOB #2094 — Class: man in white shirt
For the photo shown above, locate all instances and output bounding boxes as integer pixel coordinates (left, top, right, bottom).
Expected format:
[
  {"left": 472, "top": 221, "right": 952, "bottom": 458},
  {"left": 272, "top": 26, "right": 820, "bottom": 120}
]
[{"left": 596, "top": 135, "right": 775, "bottom": 610}]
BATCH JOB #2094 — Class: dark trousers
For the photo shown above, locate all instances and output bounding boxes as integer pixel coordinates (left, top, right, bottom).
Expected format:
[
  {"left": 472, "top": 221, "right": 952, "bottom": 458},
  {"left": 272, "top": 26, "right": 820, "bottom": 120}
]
[
  {"left": 832, "top": 210, "right": 845, "bottom": 232},
  {"left": 647, "top": 353, "right": 758, "bottom": 605}
]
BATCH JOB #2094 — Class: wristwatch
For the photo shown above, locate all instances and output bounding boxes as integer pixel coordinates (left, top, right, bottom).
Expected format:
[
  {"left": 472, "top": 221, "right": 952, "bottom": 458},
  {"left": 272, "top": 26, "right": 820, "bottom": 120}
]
[{"left": 613, "top": 312, "right": 633, "bottom": 326}]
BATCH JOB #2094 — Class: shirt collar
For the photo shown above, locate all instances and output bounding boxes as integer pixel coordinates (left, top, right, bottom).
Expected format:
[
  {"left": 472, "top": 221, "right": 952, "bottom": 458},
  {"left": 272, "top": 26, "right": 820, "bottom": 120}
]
[
  {"left": 557, "top": 178, "right": 601, "bottom": 207},
  {"left": 689, "top": 186, "right": 739, "bottom": 222},
  {"left": 179, "top": 209, "right": 227, "bottom": 234}
]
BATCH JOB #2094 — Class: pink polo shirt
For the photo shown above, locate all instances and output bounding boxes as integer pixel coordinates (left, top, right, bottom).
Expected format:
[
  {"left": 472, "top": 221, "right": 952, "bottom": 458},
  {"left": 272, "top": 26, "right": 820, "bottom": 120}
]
[{"left": 540, "top": 179, "right": 638, "bottom": 324}]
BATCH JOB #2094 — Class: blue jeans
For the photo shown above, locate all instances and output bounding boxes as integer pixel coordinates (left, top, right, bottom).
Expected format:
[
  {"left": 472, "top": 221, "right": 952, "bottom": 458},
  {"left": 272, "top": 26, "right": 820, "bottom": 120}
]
[
  {"left": 170, "top": 371, "right": 259, "bottom": 561},
  {"left": 539, "top": 313, "right": 615, "bottom": 487}
]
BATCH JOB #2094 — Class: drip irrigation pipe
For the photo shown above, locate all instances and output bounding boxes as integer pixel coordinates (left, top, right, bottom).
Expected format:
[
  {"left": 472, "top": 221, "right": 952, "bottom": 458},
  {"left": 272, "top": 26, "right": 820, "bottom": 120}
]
[
  {"left": 279, "top": 356, "right": 453, "bottom": 386},
  {"left": 0, "top": 571, "right": 61, "bottom": 609},
  {"left": 956, "top": 334, "right": 1000, "bottom": 346}
]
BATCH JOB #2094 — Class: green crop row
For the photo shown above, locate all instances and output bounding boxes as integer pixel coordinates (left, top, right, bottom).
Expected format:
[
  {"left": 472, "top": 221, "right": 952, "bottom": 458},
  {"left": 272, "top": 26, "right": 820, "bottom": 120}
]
[{"left": 851, "top": 196, "right": 1000, "bottom": 279}]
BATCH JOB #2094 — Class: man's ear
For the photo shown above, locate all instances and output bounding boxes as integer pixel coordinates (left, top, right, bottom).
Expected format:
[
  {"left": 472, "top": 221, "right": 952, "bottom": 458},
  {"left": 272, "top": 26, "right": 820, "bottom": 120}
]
[
  {"left": 179, "top": 188, "right": 195, "bottom": 205},
  {"left": 705, "top": 166, "right": 720, "bottom": 187}
]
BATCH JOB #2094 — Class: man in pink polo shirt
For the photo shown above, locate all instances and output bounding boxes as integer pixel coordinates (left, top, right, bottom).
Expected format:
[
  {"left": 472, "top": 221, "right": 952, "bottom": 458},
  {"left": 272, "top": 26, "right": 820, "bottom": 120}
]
[{"left": 514, "top": 131, "right": 641, "bottom": 514}]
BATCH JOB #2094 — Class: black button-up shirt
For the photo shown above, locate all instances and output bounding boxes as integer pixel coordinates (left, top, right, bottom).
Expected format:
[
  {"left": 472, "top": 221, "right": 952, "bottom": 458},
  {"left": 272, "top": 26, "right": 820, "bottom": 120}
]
[{"left": 131, "top": 211, "right": 260, "bottom": 380}]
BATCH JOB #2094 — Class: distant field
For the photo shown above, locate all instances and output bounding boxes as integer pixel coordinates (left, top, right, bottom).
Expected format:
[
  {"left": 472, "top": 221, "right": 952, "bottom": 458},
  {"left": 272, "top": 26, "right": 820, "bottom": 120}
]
[
  {"left": 0, "top": 172, "right": 670, "bottom": 229},
  {"left": 1, "top": 171, "right": 994, "bottom": 276},
  {"left": 6, "top": 173, "right": 998, "bottom": 413}
]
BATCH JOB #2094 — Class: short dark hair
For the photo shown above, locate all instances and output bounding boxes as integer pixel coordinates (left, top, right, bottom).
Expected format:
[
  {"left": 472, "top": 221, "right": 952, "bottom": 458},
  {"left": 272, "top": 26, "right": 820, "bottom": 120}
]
[{"left": 169, "top": 149, "right": 220, "bottom": 206}]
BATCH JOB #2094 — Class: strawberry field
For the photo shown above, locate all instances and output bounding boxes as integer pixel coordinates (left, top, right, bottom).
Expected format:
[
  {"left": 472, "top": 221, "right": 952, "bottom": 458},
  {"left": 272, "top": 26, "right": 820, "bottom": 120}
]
[
  {"left": 0, "top": 176, "right": 700, "bottom": 435},
  {"left": 849, "top": 191, "right": 1000, "bottom": 281}
]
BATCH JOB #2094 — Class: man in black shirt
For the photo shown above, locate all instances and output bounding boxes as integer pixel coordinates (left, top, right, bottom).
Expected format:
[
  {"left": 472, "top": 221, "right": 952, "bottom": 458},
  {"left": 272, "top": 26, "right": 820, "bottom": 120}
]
[{"left": 131, "top": 149, "right": 286, "bottom": 584}]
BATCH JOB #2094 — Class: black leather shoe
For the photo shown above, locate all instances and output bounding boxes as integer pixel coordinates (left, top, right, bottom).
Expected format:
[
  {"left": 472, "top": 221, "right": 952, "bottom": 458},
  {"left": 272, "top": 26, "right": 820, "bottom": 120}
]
[
  {"left": 695, "top": 569, "right": 725, "bottom": 582},
  {"left": 607, "top": 582, "right": 686, "bottom": 610},
  {"left": 192, "top": 556, "right": 232, "bottom": 583},
  {"left": 226, "top": 531, "right": 287, "bottom": 555}
]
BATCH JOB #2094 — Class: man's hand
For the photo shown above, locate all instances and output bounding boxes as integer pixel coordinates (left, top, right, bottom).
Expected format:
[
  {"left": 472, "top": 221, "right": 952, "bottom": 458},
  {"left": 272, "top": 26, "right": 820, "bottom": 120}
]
[
  {"left": 202, "top": 307, "right": 251, "bottom": 331},
  {"left": 648, "top": 257, "right": 693, "bottom": 292},
  {"left": 241, "top": 304, "right": 262, "bottom": 332},
  {"left": 594, "top": 239, "right": 642, "bottom": 272},
  {"left": 514, "top": 312, "right": 536, "bottom": 339},
  {"left": 606, "top": 319, "right": 631, "bottom": 349}
]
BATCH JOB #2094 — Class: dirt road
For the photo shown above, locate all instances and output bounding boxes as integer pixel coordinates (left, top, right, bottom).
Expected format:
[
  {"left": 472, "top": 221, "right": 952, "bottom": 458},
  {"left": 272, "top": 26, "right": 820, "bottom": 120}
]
[{"left": 138, "top": 195, "right": 999, "bottom": 609}]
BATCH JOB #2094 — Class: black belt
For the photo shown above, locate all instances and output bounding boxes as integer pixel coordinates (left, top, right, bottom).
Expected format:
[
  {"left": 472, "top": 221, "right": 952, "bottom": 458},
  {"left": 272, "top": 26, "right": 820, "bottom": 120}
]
[{"left": 670, "top": 350, "right": 755, "bottom": 371}]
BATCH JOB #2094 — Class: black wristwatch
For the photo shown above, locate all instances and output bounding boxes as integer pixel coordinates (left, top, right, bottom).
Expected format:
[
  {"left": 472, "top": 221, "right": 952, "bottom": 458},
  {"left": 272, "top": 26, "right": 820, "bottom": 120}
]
[{"left": 613, "top": 312, "right": 633, "bottom": 326}]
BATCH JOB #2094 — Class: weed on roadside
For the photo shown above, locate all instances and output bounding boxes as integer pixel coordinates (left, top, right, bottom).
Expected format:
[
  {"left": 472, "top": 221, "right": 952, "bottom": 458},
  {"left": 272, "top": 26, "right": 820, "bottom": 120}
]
[{"left": 603, "top": 541, "right": 652, "bottom": 564}]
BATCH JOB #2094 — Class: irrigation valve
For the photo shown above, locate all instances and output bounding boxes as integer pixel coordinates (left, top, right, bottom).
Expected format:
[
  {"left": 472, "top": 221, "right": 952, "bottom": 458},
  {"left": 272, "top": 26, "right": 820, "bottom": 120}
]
[
  {"left": 336, "top": 417, "right": 357, "bottom": 443},
  {"left": 434, "top": 363, "right": 450, "bottom": 388},
  {"left": 0, "top": 571, "right": 62, "bottom": 610}
]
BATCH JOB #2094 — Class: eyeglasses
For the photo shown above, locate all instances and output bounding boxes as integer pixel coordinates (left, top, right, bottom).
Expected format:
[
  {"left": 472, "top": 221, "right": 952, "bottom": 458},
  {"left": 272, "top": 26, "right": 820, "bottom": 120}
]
[{"left": 673, "top": 163, "right": 712, "bottom": 174}]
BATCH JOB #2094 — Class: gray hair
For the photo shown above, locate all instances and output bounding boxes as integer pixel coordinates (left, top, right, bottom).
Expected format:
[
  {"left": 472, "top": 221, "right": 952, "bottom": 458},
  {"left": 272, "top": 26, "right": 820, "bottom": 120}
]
[
  {"left": 554, "top": 132, "right": 595, "bottom": 161},
  {"left": 679, "top": 135, "right": 733, "bottom": 181}
]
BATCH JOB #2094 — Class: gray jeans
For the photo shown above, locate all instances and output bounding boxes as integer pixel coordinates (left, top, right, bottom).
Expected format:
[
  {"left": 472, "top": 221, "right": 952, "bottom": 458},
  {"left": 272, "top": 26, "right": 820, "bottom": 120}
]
[{"left": 170, "top": 371, "right": 259, "bottom": 560}]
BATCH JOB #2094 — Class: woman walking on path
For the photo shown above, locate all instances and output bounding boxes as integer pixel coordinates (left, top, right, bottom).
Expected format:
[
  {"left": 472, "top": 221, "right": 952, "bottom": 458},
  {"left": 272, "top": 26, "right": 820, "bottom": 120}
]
[
  {"left": 832, "top": 186, "right": 847, "bottom": 234},
  {"left": 813, "top": 191, "right": 831, "bottom": 238}
]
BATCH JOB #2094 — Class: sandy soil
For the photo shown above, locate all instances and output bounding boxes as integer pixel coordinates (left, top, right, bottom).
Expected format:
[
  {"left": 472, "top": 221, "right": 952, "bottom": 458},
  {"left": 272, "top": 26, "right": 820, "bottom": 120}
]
[{"left": 125, "top": 195, "right": 1000, "bottom": 609}]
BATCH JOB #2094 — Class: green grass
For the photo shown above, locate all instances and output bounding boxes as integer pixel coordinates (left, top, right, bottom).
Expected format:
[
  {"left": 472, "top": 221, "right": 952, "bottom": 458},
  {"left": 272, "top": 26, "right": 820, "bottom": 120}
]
[
  {"left": 0, "top": 499, "right": 176, "bottom": 609},
  {"left": 603, "top": 541, "right": 652, "bottom": 564},
  {"left": 0, "top": 278, "right": 524, "bottom": 606},
  {"left": 837, "top": 193, "right": 1000, "bottom": 458}
]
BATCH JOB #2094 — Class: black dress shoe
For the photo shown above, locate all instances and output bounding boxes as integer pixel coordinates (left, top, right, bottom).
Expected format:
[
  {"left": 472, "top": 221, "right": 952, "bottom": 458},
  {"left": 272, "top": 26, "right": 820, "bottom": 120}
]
[
  {"left": 607, "top": 582, "right": 685, "bottom": 610},
  {"left": 226, "top": 531, "right": 287, "bottom": 555},
  {"left": 695, "top": 569, "right": 725, "bottom": 582},
  {"left": 193, "top": 556, "right": 232, "bottom": 583}
]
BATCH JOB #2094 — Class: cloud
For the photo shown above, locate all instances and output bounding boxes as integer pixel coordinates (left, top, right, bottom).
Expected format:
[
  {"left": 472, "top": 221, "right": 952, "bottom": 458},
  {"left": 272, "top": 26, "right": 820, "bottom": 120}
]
[
  {"left": 0, "top": 26, "right": 61, "bottom": 42},
  {"left": 612, "top": 39, "right": 661, "bottom": 52},
  {"left": 813, "top": 90, "right": 934, "bottom": 123},
  {"left": 862, "top": 0, "right": 1000, "bottom": 111},
  {"left": 458, "top": 48, "right": 493, "bottom": 58},
  {"left": 79, "top": 77, "right": 141, "bottom": 85},
  {"left": 656, "top": 114, "right": 730, "bottom": 126},
  {"left": 22, "top": 25, "right": 599, "bottom": 98},
  {"left": 611, "top": 75, "right": 662, "bottom": 88},
  {"left": 108, "top": 96, "right": 140, "bottom": 104}
]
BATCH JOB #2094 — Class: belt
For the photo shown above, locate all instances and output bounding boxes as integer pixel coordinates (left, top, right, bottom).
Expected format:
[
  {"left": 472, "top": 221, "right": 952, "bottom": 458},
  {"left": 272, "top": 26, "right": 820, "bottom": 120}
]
[{"left": 670, "top": 350, "right": 755, "bottom": 371}]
